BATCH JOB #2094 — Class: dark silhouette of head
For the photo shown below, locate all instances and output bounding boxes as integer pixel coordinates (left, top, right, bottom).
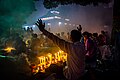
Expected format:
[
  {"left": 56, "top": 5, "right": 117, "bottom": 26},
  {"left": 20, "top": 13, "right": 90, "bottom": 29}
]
[
  {"left": 83, "top": 31, "right": 90, "bottom": 38},
  {"left": 32, "top": 33, "right": 38, "bottom": 38},
  {"left": 70, "top": 30, "right": 82, "bottom": 42},
  {"left": 93, "top": 33, "right": 98, "bottom": 38},
  {"left": 101, "top": 30, "right": 105, "bottom": 35}
]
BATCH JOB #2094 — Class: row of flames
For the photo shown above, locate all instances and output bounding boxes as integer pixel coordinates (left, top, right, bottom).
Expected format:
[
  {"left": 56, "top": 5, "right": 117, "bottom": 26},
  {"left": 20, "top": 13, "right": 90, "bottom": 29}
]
[
  {"left": 32, "top": 50, "right": 67, "bottom": 73},
  {"left": 2, "top": 47, "right": 67, "bottom": 73}
]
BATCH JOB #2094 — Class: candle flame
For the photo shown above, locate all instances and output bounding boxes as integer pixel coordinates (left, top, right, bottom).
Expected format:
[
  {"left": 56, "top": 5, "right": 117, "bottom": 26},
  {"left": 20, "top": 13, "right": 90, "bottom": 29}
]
[
  {"left": 36, "top": 50, "right": 67, "bottom": 72},
  {"left": 3, "top": 47, "right": 16, "bottom": 53}
]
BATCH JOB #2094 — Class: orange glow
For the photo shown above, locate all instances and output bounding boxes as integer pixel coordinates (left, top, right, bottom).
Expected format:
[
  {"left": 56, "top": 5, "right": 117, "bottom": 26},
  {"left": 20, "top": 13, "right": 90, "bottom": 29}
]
[
  {"left": 3, "top": 47, "right": 16, "bottom": 53},
  {"left": 36, "top": 50, "right": 67, "bottom": 72}
]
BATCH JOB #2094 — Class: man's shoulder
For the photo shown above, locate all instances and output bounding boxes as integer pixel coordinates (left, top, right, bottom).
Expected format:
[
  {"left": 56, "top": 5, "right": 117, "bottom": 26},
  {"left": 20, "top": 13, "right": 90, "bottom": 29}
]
[
  {"left": 73, "top": 42, "right": 85, "bottom": 48},
  {"left": 74, "top": 41, "right": 84, "bottom": 45}
]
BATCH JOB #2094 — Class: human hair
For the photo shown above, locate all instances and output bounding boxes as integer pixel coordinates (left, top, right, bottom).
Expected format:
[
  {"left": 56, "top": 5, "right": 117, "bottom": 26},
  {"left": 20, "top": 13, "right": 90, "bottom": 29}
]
[
  {"left": 82, "top": 31, "right": 90, "bottom": 37},
  {"left": 93, "top": 33, "right": 98, "bottom": 37},
  {"left": 101, "top": 30, "right": 105, "bottom": 35},
  {"left": 70, "top": 30, "right": 82, "bottom": 42}
]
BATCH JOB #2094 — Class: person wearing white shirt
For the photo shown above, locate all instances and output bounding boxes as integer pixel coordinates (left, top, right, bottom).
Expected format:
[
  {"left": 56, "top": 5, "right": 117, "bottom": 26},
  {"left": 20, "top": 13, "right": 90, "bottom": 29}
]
[{"left": 36, "top": 19, "right": 86, "bottom": 80}]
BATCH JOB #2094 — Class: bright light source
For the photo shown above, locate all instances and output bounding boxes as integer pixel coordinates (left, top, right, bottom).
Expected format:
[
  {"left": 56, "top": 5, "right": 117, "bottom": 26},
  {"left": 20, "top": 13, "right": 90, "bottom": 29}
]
[
  {"left": 47, "top": 23, "right": 51, "bottom": 26},
  {"left": 37, "top": 50, "right": 67, "bottom": 72},
  {"left": 41, "top": 16, "right": 61, "bottom": 21},
  {"left": 64, "top": 23, "right": 67, "bottom": 25},
  {"left": 65, "top": 19, "right": 70, "bottom": 21},
  {"left": 25, "top": 26, "right": 28, "bottom": 28},
  {"left": 58, "top": 22, "right": 62, "bottom": 25},
  {"left": 54, "top": 16, "right": 61, "bottom": 19},
  {"left": 3, "top": 47, "right": 16, "bottom": 53},
  {"left": 33, "top": 25, "right": 36, "bottom": 28},
  {"left": 23, "top": 26, "right": 29, "bottom": 30},
  {"left": 41, "top": 17, "right": 54, "bottom": 21},
  {"left": 50, "top": 11, "right": 60, "bottom": 14}
]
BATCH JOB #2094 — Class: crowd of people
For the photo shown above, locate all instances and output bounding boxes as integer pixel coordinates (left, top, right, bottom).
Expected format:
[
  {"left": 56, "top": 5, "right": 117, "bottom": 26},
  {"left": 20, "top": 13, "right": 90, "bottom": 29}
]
[
  {"left": 0, "top": 19, "right": 118, "bottom": 80},
  {"left": 34, "top": 19, "right": 116, "bottom": 80}
]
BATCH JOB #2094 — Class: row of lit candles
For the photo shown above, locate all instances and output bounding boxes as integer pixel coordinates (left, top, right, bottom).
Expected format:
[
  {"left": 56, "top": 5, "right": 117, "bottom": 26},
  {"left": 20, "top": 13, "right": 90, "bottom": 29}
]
[{"left": 32, "top": 50, "right": 67, "bottom": 73}]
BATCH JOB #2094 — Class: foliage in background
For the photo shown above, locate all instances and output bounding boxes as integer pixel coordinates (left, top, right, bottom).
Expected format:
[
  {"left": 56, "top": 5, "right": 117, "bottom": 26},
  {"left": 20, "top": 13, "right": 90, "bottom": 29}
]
[
  {"left": 43, "top": 0, "right": 111, "bottom": 9},
  {"left": 0, "top": 0, "right": 36, "bottom": 37}
]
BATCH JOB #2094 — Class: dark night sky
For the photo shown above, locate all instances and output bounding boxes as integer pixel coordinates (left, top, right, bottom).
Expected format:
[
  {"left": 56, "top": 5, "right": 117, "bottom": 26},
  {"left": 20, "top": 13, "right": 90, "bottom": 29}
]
[{"left": 25, "top": 0, "right": 113, "bottom": 34}]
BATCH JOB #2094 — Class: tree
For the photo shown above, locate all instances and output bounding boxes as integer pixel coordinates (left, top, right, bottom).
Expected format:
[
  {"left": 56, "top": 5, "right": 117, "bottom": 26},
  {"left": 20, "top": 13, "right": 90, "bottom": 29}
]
[
  {"left": 43, "top": 0, "right": 120, "bottom": 71},
  {"left": 0, "top": 0, "right": 37, "bottom": 37},
  {"left": 43, "top": 0, "right": 111, "bottom": 9}
]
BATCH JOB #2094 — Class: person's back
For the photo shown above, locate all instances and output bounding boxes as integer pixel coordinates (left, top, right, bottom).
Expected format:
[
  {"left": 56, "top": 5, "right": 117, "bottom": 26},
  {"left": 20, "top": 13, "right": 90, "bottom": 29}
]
[
  {"left": 31, "top": 34, "right": 40, "bottom": 52},
  {"left": 64, "top": 41, "right": 86, "bottom": 80},
  {"left": 35, "top": 19, "right": 86, "bottom": 80}
]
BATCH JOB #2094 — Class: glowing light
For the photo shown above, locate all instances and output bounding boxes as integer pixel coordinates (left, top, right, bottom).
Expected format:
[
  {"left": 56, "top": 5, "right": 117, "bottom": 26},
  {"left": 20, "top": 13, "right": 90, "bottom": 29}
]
[
  {"left": 50, "top": 11, "right": 60, "bottom": 14},
  {"left": 37, "top": 50, "right": 67, "bottom": 72},
  {"left": 54, "top": 16, "right": 61, "bottom": 19},
  {"left": 3, "top": 47, "right": 16, "bottom": 53},
  {"left": 41, "top": 17, "right": 54, "bottom": 20},
  {"left": 47, "top": 23, "right": 51, "bottom": 26},
  {"left": 33, "top": 25, "right": 36, "bottom": 28},
  {"left": 23, "top": 26, "right": 29, "bottom": 29},
  {"left": 65, "top": 19, "right": 70, "bottom": 21},
  {"left": 64, "top": 23, "right": 67, "bottom": 25},
  {"left": 58, "top": 22, "right": 62, "bottom": 25},
  {"left": 41, "top": 16, "right": 61, "bottom": 21}
]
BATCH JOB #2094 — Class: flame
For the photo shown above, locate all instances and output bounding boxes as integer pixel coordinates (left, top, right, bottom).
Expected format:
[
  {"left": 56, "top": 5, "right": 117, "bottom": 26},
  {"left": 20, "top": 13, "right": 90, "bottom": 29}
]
[
  {"left": 3, "top": 47, "right": 16, "bottom": 53},
  {"left": 35, "top": 50, "right": 67, "bottom": 72}
]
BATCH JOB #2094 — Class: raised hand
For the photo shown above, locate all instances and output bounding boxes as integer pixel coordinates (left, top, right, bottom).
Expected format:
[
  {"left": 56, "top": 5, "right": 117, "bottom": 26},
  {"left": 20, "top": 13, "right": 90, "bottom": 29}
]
[
  {"left": 77, "top": 25, "right": 82, "bottom": 32},
  {"left": 35, "top": 19, "right": 45, "bottom": 31}
]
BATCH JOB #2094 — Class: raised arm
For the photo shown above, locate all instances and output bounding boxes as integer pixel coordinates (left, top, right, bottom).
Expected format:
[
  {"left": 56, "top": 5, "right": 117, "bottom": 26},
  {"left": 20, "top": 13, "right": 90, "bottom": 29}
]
[
  {"left": 77, "top": 25, "right": 82, "bottom": 32},
  {"left": 35, "top": 19, "right": 71, "bottom": 53}
]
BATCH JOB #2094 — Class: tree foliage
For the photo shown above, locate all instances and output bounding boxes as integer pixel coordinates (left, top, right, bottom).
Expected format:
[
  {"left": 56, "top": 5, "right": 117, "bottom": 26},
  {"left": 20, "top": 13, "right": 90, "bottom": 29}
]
[
  {"left": 0, "top": 0, "right": 36, "bottom": 36},
  {"left": 43, "top": 0, "right": 111, "bottom": 9}
]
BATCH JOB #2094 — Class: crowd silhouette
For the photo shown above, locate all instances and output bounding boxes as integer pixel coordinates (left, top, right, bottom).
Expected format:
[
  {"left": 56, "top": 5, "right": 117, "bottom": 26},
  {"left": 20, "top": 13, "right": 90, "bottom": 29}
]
[{"left": 0, "top": 20, "right": 119, "bottom": 80}]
